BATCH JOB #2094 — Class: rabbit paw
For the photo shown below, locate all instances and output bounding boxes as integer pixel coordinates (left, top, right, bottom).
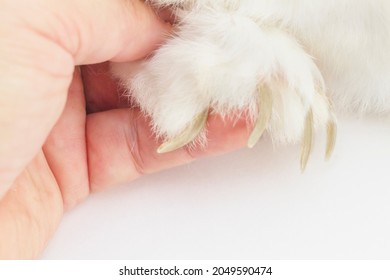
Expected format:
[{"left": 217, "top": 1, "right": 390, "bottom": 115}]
[{"left": 112, "top": 9, "right": 337, "bottom": 170}]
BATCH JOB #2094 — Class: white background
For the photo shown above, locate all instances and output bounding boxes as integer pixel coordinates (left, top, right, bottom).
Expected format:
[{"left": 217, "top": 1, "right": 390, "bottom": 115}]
[{"left": 42, "top": 116, "right": 390, "bottom": 259}]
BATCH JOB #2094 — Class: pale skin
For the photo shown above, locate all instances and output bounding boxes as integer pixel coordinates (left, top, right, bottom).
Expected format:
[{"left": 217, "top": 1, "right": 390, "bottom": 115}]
[{"left": 0, "top": 0, "right": 249, "bottom": 259}]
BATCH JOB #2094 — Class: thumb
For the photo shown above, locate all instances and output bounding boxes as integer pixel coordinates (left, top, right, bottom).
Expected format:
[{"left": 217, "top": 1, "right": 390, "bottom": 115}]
[{"left": 61, "top": 0, "right": 171, "bottom": 64}]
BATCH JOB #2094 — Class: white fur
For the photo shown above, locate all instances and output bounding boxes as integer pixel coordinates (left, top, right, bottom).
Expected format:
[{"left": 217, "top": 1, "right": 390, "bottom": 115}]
[{"left": 112, "top": 0, "right": 390, "bottom": 144}]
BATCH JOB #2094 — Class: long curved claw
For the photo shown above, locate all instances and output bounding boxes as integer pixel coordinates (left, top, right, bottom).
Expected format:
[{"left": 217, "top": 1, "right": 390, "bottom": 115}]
[
  {"left": 247, "top": 85, "right": 273, "bottom": 148},
  {"left": 325, "top": 114, "right": 337, "bottom": 160},
  {"left": 157, "top": 109, "right": 209, "bottom": 154},
  {"left": 300, "top": 109, "right": 314, "bottom": 172}
]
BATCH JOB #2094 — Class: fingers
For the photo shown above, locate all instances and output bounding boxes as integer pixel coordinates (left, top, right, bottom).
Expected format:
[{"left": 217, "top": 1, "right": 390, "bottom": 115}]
[
  {"left": 43, "top": 68, "right": 90, "bottom": 211},
  {"left": 86, "top": 109, "right": 249, "bottom": 192},
  {"left": 0, "top": 0, "right": 168, "bottom": 198}
]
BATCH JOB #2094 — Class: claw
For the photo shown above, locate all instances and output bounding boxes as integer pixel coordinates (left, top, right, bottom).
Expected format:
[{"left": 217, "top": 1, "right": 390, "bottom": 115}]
[
  {"left": 247, "top": 85, "right": 273, "bottom": 148},
  {"left": 325, "top": 114, "right": 337, "bottom": 160},
  {"left": 157, "top": 109, "right": 209, "bottom": 154},
  {"left": 300, "top": 109, "right": 314, "bottom": 172}
]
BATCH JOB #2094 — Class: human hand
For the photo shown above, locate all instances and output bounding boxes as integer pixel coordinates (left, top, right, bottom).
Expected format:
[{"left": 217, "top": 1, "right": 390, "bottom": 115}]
[{"left": 0, "top": 0, "right": 249, "bottom": 259}]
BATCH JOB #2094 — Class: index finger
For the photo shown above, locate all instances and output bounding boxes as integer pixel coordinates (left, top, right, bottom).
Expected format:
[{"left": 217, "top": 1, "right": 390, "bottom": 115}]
[{"left": 86, "top": 108, "right": 250, "bottom": 192}]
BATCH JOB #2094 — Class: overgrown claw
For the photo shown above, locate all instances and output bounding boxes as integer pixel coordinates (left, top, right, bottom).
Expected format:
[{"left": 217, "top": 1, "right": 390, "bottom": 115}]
[
  {"left": 300, "top": 109, "right": 314, "bottom": 172},
  {"left": 325, "top": 114, "right": 337, "bottom": 160},
  {"left": 247, "top": 85, "right": 273, "bottom": 148},
  {"left": 157, "top": 109, "right": 209, "bottom": 154}
]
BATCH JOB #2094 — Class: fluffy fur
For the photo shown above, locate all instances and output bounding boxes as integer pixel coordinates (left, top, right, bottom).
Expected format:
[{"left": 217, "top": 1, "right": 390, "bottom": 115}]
[{"left": 112, "top": 0, "right": 390, "bottom": 149}]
